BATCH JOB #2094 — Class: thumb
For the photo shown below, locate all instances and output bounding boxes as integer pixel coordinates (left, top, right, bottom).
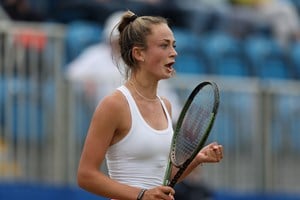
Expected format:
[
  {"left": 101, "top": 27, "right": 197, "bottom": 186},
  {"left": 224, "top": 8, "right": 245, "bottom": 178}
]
[{"left": 208, "top": 142, "right": 218, "bottom": 147}]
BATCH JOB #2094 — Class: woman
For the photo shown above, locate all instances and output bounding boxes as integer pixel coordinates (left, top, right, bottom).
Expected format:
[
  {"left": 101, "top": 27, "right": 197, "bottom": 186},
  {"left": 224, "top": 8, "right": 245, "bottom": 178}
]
[{"left": 77, "top": 10, "right": 223, "bottom": 200}]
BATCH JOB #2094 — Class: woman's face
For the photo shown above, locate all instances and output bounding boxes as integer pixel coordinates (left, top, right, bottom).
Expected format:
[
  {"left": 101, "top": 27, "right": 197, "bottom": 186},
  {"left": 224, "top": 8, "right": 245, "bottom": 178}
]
[{"left": 141, "top": 23, "right": 177, "bottom": 80}]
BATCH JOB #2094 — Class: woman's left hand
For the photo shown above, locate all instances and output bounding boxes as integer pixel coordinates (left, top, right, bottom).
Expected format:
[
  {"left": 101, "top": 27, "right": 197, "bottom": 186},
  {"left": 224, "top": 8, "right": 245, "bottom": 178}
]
[{"left": 196, "top": 142, "right": 223, "bottom": 164}]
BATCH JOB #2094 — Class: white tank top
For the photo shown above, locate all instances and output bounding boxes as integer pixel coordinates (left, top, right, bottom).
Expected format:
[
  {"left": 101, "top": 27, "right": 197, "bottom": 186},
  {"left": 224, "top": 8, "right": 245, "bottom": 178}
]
[{"left": 105, "top": 85, "right": 173, "bottom": 189}]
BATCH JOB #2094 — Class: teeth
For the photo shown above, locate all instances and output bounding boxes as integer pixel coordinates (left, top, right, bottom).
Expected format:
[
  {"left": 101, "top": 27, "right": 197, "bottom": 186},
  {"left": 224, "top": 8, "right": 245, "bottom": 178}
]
[{"left": 167, "top": 66, "right": 173, "bottom": 71}]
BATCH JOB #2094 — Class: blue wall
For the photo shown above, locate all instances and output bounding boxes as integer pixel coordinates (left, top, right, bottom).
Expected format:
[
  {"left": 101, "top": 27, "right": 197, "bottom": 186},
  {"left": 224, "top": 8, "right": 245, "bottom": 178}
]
[
  {"left": 0, "top": 183, "right": 300, "bottom": 200},
  {"left": 0, "top": 183, "right": 108, "bottom": 200},
  {"left": 214, "top": 191, "right": 300, "bottom": 200}
]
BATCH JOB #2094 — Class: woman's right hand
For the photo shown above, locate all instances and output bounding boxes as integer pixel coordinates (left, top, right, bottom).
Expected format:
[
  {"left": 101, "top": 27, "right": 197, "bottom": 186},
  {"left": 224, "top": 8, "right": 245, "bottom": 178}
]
[{"left": 142, "top": 186, "right": 175, "bottom": 200}]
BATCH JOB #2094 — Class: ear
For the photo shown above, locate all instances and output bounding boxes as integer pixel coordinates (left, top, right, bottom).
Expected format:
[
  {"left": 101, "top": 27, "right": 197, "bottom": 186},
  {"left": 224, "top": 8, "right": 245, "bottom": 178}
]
[{"left": 132, "top": 46, "right": 145, "bottom": 62}]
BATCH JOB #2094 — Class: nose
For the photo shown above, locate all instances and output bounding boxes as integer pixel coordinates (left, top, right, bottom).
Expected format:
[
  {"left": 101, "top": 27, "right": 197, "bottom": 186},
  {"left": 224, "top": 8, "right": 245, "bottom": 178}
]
[{"left": 170, "top": 47, "right": 177, "bottom": 58}]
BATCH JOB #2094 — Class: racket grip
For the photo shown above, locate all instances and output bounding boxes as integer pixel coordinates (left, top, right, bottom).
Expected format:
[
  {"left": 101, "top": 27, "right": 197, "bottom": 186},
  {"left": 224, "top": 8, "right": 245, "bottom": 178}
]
[{"left": 168, "top": 167, "right": 184, "bottom": 188}]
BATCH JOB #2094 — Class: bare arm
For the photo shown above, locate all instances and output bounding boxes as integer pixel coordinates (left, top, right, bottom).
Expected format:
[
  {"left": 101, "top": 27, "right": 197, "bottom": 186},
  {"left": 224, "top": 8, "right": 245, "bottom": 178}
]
[
  {"left": 77, "top": 92, "right": 142, "bottom": 199},
  {"left": 170, "top": 142, "right": 223, "bottom": 183},
  {"left": 77, "top": 92, "right": 175, "bottom": 200}
]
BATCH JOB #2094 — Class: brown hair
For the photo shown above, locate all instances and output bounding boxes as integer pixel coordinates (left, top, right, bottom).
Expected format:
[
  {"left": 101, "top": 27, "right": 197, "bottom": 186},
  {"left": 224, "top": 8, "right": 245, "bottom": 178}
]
[{"left": 114, "top": 10, "right": 168, "bottom": 79}]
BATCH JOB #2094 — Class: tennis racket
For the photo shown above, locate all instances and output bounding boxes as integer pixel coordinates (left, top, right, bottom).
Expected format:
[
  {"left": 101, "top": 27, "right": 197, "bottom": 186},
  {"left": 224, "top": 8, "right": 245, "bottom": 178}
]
[{"left": 163, "top": 81, "right": 219, "bottom": 188}]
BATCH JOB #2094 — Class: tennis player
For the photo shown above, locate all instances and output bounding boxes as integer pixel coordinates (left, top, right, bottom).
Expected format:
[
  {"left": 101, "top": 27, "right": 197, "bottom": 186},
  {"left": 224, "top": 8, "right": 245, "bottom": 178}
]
[{"left": 77, "top": 10, "right": 223, "bottom": 200}]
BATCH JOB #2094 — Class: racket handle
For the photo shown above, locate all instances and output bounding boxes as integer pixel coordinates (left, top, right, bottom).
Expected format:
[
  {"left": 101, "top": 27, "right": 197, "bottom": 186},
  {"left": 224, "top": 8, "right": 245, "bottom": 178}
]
[{"left": 168, "top": 167, "right": 184, "bottom": 188}]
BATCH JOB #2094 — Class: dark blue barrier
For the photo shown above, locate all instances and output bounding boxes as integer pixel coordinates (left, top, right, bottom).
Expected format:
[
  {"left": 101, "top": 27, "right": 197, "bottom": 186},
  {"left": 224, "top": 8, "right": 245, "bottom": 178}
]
[
  {"left": 0, "top": 183, "right": 108, "bottom": 200},
  {"left": 214, "top": 191, "right": 300, "bottom": 200},
  {"left": 175, "top": 182, "right": 300, "bottom": 200},
  {"left": 1, "top": 183, "right": 300, "bottom": 200}
]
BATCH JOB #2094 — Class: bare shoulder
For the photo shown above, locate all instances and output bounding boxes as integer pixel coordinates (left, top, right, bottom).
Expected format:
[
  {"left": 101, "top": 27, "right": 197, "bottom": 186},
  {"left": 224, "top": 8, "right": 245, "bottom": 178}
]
[
  {"left": 95, "top": 90, "right": 127, "bottom": 118},
  {"left": 87, "top": 89, "right": 129, "bottom": 142}
]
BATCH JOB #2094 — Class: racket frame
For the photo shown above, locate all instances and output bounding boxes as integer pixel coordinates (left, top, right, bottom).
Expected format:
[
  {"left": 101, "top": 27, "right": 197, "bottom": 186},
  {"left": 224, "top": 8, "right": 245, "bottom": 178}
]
[{"left": 163, "top": 81, "right": 219, "bottom": 187}]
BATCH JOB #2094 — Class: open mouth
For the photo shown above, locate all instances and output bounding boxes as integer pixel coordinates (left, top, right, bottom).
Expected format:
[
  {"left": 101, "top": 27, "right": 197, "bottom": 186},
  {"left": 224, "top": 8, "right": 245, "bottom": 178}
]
[
  {"left": 164, "top": 62, "right": 175, "bottom": 74},
  {"left": 165, "top": 62, "right": 175, "bottom": 69}
]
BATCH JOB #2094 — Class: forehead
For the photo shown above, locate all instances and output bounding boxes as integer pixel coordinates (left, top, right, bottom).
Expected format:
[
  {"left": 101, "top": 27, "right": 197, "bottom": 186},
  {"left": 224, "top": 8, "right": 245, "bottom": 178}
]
[{"left": 147, "top": 23, "right": 175, "bottom": 43}]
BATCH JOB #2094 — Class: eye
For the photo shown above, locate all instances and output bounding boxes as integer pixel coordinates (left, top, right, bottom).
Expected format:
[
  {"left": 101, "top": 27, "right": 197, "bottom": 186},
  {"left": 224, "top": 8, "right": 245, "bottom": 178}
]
[{"left": 161, "top": 44, "right": 168, "bottom": 48}]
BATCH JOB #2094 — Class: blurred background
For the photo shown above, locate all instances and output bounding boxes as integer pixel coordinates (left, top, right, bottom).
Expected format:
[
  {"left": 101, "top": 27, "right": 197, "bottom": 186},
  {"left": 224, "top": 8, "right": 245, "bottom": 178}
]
[{"left": 0, "top": 0, "right": 300, "bottom": 199}]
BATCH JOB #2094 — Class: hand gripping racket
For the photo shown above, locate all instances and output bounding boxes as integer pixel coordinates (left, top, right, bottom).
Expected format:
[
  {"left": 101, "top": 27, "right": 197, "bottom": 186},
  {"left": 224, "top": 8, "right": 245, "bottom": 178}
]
[{"left": 163, "top": 81, "right": 220, "bottom": 188}]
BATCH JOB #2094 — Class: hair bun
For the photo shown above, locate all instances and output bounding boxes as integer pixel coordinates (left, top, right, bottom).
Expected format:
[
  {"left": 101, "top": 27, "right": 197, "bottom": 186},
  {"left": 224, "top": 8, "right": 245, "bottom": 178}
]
[{"left": 129, "top": 14, "right": 138, "bottom": 22}]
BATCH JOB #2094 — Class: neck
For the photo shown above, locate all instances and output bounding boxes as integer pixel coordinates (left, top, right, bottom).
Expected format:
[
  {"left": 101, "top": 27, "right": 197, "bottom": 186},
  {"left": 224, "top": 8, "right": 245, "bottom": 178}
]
[{"left": 128, "top": 80, "right": 158, "bottom": 102}]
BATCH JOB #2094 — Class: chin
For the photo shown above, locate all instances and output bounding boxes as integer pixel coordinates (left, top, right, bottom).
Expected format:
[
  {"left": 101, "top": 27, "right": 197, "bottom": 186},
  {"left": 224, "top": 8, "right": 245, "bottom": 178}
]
[{"left": 161, "top": 74, "right": 173, "bottom": 80}]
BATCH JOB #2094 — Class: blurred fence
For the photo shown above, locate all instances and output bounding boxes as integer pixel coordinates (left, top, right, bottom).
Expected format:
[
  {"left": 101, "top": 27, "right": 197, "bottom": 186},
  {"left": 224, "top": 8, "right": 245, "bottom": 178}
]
[
  {"left": 171, "top": 76, "right": 300, "bottom": 194},
  {"left": 0, "top": 21, "right": 300, "bottom": 198},
  {"left": 0, "top": 20, "right": 67, "bottom": 184}
]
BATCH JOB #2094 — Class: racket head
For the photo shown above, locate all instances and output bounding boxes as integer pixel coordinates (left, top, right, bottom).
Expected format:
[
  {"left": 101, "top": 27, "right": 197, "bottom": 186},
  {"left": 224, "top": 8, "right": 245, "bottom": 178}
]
[{"left": 170, "top": 81, "right": 219, "bottom": 168}]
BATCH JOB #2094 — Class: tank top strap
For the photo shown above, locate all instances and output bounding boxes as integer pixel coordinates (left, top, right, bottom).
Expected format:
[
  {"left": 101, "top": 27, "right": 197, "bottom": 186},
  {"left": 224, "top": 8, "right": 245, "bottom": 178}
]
[
  {"left": 117, "top": 85, "right": 172, "bottom": 128},
  {"left": 157, "top": 96, "right": 172, "bottom": 127}
]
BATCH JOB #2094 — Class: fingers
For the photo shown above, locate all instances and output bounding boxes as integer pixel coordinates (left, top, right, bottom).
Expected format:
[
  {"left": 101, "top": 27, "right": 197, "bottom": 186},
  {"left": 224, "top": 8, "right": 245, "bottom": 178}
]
[
  {"left": 147, "top": 186, "right": 175, "bottom": 200},
  {"left": 161, "top": 186, "right": 175, "bottom": 196},
  {"left": 169, "top": 193, "right": 175, "bottom": 200},
  {"left": 204, "top": 142, "right": 224, "bottom": 161},
  {"left": 160, "top": 186, "right": 175, "bottom": 200},
  {"left": 212, "top": 144, "right": 223, "bottom": 161},
  {"left": 212, "top": 144, "right": 223, "bottom": 152}
]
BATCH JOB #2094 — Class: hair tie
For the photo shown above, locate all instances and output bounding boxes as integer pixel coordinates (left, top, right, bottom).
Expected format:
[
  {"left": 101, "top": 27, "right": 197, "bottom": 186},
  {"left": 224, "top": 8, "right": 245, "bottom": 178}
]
[{"left": 129, "top": 14, "right": 138, "bottom": 22}]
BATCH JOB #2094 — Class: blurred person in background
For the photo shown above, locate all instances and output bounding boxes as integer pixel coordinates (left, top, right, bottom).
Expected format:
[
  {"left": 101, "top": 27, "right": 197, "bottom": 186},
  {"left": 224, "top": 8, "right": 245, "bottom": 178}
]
[
  {"left": 0, "top": 0, "right": 45, "bottom": 21},
  {"left": 173, "top": 0, "right": 231, "bottom": 34},
  {"left": 77, "top": 10, "right": 223, "bottom": 200},
  {"left": 254, "top": 0, "right": 300, "bottom": 46},
  {"left": 66, "top": 11, "right": 125, "bottom": 108},
  {"left": 0, "top": 1, "right": 9, "bottom": 20},
  {"left": 228, "top": 0, "right": 300, "bottom": 47}
]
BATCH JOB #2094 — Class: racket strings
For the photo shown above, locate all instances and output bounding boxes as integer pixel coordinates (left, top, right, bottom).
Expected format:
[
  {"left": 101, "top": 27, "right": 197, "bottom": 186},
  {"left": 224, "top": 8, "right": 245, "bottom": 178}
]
[{"left": 173, "top": 85, "right": 215, "bottom": 166}]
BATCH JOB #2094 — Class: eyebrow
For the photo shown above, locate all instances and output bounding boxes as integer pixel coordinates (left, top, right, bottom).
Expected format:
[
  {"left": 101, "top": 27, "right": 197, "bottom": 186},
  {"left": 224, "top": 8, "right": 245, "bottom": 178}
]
[{"left": 160, "top": 39, "right": 176, "bottom": 43}]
